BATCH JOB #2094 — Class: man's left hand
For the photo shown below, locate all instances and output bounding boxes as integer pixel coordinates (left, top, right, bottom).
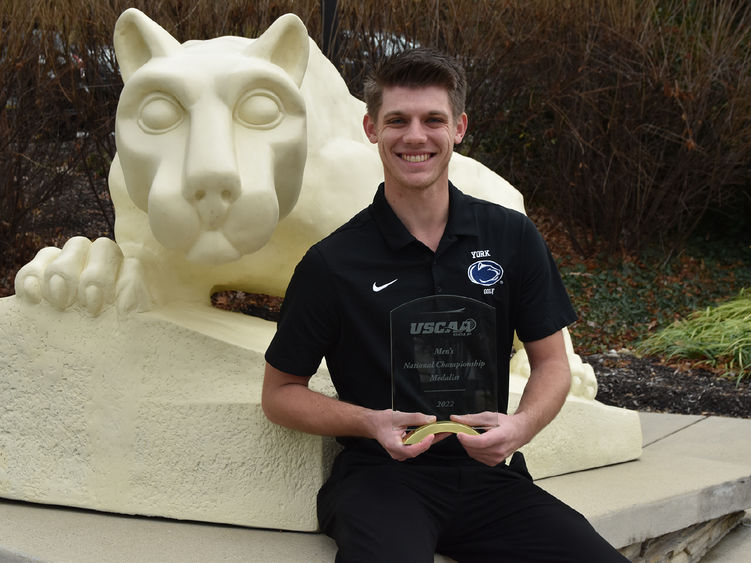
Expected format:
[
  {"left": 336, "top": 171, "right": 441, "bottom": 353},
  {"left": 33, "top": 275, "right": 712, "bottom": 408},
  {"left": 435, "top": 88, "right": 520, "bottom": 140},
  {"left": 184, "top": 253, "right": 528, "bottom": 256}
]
[{"left": 451, "top": 412, "right": 532, "bottom": 466}]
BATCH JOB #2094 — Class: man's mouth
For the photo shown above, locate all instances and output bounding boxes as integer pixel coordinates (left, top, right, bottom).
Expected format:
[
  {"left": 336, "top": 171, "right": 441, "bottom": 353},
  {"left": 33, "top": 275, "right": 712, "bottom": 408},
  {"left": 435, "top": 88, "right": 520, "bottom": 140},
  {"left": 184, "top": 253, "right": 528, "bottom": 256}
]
[{"left": 400, "top": 153, "right": 431, "bottom": 163}]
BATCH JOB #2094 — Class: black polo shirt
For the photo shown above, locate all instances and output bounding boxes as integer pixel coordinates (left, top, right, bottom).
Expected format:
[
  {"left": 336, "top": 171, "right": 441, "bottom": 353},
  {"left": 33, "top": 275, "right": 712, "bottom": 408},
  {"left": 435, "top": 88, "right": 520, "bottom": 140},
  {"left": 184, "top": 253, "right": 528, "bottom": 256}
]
[{"left": 265, "top": 182, "right": 576, "bottom": 459}]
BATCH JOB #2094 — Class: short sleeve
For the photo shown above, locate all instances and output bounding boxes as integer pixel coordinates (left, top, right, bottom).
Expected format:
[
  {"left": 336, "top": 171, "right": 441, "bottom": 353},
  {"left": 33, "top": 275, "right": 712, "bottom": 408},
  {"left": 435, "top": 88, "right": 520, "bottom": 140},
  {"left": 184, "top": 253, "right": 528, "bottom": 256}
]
[
  {"left": 513, "top": 219, "right": 577, "bottom": 342},
  {"left": 265, "top": 246, "right": 340, "bottom": 377}
]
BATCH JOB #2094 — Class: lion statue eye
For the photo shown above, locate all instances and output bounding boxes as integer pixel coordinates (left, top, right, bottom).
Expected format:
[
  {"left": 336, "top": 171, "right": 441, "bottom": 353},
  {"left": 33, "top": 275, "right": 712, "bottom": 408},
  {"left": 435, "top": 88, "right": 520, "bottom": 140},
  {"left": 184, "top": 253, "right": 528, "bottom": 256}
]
[
  {"left": 235, "top": 91, "right": 283, "bottom": 129},
  {"left": 139, "top": 95, "right": 183, "bottom": 133}
]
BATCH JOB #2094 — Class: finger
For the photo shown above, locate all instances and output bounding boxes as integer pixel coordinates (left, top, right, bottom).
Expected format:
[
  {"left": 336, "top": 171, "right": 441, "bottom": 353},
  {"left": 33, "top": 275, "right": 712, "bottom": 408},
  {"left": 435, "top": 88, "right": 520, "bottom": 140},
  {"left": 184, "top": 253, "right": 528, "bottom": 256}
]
[
  {"left": 43, "top": 237, "right": 92, "bottom": 310},
  {"left": 455, "top": 431, "right": 479, "bottom": 446},
  {"left": 432, "top": 432, "right": 452, "bottom": 444},
  {"left": 455, "top": 429, "right": 493, "bottom": 449},
  {"left": 456, "top": 430, "right": 511, "bottom": 466},
  {"left": 79, "top": 238, "right": 123, "bottom": 315},
  {"left": 392, "top": 410, "right": 437, "bottom": 429},
  {"left": 387, "top": 433, "right": 433, "bottom": 461},
  {"left": 15, "top": 246, "right": 62, "bottom": 303},
  {"left": 454, "top": 434, "right": 504, "bottom": 467},
  {"left": 402, "top": 433, "right": 435, "bottom": 456},
  {"left": 451, "top": 411, "right": 499, "bottom": 428}
]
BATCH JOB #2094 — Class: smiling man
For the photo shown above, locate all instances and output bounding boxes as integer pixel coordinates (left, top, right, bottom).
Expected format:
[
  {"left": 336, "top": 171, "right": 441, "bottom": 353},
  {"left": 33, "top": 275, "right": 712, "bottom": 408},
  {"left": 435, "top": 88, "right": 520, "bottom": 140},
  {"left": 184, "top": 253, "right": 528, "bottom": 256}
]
[{"left": 262, "top": 48, "right": 627, "bottom": 562}]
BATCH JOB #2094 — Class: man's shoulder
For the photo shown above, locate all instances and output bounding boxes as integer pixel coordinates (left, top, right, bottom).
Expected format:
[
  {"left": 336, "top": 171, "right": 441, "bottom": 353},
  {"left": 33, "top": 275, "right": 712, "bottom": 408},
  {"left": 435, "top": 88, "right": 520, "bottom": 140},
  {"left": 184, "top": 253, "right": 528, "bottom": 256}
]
[
  {"left": 311, "top": 205, "right": 376, "bottom": 254},
  {"left": 454, "top": 184, "right": 530, "bottom": 225}
]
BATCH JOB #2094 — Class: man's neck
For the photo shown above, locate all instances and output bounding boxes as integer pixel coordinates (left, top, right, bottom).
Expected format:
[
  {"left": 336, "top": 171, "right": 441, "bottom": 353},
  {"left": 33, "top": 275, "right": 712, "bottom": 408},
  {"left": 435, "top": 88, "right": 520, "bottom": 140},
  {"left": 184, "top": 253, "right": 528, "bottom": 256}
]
[{"left": 384, "top": 181, "right": 450, "bottom": 252}]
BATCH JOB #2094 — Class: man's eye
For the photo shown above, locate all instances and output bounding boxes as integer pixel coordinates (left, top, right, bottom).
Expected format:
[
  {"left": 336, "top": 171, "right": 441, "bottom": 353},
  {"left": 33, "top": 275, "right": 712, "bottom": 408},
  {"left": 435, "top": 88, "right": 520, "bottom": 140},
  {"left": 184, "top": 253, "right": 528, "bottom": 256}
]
[
  {"left": 235, "top": 91, "right": 283, "bottom": 129},
  {"left": 139, "top": 95, "right": 183, "bottom": 133}
]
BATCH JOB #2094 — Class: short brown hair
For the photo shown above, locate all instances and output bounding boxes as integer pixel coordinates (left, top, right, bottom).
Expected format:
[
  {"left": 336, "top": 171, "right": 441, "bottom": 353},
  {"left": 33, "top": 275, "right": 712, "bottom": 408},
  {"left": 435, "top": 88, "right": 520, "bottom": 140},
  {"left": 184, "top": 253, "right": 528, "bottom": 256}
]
[{"left": 363, "top": 48, "right": 467, "bottom": 120}]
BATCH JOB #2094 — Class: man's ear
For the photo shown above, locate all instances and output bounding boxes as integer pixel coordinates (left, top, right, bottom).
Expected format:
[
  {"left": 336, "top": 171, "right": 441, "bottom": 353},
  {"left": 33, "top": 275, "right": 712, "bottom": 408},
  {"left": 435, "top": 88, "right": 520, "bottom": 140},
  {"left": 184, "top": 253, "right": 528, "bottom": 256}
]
[
  {"left": 363, "top": 113, "right": 378, "bottom": 144},
  {"left": 454, "top": 113, "right": 468, "bottom": 144}
]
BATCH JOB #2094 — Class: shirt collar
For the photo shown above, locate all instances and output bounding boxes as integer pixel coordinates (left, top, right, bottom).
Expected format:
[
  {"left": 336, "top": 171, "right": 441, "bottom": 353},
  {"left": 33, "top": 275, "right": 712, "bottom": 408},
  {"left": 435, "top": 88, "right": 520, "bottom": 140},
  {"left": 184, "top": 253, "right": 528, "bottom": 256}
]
[
  {"left": 370, "top": 182, "right": 478, "bottom": 250},
  {"left": 445, "top": 182, "right": 478, "bottom": 238}
]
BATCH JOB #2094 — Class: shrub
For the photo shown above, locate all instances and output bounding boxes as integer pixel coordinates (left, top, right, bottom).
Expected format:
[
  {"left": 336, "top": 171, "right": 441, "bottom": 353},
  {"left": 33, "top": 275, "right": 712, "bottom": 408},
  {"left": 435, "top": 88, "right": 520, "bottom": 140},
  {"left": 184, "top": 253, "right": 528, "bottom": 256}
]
[
  {"left": 0, "top": 0, "right": 117, "bottom": 273},
  {"left": 638, "top": 289, "right": 751, "bottom": 383},
  {"left": 527, "top": 0, "right": 751, "bottom": 255}
]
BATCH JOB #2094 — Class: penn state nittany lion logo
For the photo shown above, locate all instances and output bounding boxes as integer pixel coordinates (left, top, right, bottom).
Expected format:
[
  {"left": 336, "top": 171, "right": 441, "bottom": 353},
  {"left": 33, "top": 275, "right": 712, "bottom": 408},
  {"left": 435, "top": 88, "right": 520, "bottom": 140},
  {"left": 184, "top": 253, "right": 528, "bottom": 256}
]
[{"left": 468, "top": 260, "right": 503, "bottom": 286}]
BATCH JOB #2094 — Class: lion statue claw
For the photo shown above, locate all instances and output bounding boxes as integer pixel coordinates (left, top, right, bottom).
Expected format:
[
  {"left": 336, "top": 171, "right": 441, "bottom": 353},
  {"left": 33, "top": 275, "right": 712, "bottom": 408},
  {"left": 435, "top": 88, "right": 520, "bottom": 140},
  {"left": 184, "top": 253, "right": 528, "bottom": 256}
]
[{"left": 17, "top": 237, "right": 126, "bottom": 315}]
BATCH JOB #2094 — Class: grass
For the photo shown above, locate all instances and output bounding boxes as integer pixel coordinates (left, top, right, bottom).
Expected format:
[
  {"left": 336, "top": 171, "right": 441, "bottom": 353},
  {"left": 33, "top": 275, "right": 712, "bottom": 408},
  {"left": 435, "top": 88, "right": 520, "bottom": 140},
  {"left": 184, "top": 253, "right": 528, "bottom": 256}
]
[{"left": 638, "top": 289, "right": 750, "bottom": 384}]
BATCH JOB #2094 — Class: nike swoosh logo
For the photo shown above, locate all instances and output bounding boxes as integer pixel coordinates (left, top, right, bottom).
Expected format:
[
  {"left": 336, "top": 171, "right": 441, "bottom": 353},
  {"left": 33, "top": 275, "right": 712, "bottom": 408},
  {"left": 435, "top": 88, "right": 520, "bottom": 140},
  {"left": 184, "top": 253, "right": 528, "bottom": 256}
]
[{"left": 372, "top": 279, "right": 398, "bottom": 292}]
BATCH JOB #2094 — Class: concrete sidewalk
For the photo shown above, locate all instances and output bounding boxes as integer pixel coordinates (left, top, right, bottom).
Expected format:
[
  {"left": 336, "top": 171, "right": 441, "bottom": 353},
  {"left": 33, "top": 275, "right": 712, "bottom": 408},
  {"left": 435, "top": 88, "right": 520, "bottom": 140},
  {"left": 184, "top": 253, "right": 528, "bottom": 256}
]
[{"left": 1, "top": 412, "right": 749, "bottom": 562}]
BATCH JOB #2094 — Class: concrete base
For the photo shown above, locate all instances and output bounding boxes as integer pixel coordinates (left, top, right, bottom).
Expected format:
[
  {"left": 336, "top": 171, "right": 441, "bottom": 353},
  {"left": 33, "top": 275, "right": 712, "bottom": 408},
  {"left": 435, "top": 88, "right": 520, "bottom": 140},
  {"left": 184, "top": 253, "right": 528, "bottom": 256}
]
[
  {"left": 0, "top": 295, "right": 641, "bottom": 531},
  {"left": 540, "top": 413, "right": 751, "bottom": 549},
  {"left": 0, "top": 297, "right": 338, "bottom": 531}
]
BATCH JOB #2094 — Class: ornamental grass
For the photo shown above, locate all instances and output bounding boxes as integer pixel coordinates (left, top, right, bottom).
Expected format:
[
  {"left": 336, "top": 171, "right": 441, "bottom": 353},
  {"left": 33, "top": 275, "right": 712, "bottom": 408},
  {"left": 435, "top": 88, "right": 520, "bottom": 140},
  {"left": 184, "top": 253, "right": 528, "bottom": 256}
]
[{"left": 638, "top": 289, "right": 751, "bottom": 384}]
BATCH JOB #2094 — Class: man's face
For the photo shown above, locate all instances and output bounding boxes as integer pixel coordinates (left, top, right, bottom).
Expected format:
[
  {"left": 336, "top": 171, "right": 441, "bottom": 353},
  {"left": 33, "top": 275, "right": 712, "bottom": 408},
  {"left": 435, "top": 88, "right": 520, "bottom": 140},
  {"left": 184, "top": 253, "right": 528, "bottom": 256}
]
[{"left": 363, "top": 85, "right": 467, "bottom": 193}]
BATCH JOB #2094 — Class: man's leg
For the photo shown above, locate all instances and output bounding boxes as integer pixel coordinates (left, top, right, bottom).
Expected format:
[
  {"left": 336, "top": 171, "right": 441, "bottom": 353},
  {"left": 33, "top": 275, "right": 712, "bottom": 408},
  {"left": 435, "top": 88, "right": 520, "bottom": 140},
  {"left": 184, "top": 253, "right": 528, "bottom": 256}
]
[
  {"left": 318, "top": 451, "right": 452, "bottom": 563},
  {"left": 438, "top": 455, "right": 628, "bottom": 563}
]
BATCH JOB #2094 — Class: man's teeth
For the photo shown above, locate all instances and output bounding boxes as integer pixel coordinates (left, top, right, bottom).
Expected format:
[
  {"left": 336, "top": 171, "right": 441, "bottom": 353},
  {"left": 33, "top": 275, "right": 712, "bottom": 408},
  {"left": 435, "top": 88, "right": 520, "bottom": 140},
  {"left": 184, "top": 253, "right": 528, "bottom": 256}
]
[{"left": 401, "top": 154, "right": 430, "bottom": 163}]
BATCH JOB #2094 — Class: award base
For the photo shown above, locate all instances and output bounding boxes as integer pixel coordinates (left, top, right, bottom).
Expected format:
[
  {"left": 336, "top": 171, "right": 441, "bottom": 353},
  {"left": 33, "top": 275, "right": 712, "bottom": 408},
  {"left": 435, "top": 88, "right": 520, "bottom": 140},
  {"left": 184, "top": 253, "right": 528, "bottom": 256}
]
[{"left": 403, "top": 421, "right": 479, "bottom": 445}]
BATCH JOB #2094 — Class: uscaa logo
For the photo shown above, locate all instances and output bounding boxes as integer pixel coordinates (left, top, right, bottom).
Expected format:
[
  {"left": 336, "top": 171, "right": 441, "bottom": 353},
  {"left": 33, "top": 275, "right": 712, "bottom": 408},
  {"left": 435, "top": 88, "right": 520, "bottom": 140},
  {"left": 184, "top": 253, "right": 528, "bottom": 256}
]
[{"left": 468, "top": 260, "right": 503, "bottom": 286}]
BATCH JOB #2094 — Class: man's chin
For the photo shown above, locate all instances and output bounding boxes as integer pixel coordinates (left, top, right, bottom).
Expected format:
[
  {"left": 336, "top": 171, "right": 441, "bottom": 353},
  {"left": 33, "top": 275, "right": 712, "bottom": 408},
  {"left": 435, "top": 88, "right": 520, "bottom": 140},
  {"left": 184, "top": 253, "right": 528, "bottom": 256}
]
[{"left": 390, "top": 173, "right": 446, "bottom": 192}]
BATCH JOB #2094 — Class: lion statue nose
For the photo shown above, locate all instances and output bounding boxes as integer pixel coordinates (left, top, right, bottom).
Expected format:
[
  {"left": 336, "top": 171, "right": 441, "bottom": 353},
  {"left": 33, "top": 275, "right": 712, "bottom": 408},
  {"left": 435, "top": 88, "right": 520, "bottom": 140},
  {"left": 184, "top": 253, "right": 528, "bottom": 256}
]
[{"left": 186, "top": 173, "right": 241, "bottom": 230}]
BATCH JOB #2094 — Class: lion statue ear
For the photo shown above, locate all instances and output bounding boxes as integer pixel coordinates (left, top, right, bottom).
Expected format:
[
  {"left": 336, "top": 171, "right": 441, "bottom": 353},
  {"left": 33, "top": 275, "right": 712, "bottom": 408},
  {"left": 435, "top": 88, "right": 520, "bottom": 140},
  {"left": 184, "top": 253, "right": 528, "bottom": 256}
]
[
  {"left": 113, "top": 8, "right": 182, "bottom": 84},
  {"left": 243, "top": 13, "right": 310, "bottom": 87}
]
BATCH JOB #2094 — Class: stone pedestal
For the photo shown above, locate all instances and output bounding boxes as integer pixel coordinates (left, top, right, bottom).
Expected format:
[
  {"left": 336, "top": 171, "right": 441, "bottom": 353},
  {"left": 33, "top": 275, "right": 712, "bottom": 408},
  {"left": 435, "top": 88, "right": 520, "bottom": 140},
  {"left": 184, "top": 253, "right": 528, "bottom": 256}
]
[
  {"left": 0, "top": 297, "right": 337, "bottom": 531},
  {"left": 513, "top": 390, "right": 642, "bottom": 479},
  {"left": 0, "top": 295, "right": 641, "bottom": 531}
]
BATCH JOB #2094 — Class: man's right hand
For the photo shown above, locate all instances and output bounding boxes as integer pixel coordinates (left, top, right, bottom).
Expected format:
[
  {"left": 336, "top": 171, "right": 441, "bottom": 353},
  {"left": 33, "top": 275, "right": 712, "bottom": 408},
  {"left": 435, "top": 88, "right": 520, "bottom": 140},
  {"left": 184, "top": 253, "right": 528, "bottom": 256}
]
[{"left": 368, "top": 410, "right": 437, "bottom": 461}]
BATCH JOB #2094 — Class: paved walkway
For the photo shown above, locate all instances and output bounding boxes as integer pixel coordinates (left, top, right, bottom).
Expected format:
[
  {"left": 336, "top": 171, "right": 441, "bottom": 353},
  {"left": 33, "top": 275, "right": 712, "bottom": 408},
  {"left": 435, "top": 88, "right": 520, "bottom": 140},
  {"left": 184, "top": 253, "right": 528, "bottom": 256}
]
[{"left": 1, "top": 412, "right": 749, "bottom": 562}]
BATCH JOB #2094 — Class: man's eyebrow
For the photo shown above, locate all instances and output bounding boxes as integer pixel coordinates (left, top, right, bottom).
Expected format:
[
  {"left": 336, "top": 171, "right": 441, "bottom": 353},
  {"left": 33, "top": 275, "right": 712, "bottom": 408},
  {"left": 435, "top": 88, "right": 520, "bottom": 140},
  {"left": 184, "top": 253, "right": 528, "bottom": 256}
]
[
  {"left": 382, "top": 109, "right": 449, "bottom": 119},
  {"left": 382, "top": 110, "right": 406, "bottom": 120}
]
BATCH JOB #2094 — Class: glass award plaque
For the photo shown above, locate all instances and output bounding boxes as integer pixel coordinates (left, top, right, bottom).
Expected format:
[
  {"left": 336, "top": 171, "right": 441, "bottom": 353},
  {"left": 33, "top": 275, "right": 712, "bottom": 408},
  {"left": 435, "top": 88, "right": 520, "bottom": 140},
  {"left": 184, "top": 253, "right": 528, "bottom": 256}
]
[{"left": 390, "top": 295, "right": 498, "bottom": 444}]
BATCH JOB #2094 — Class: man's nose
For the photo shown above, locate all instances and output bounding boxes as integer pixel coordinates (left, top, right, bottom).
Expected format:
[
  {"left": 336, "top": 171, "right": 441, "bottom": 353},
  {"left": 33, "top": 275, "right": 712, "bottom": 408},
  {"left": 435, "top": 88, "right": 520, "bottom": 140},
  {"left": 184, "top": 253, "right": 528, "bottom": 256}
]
[{"left": 403, "top": 119, "right": 427, "bottom": 143}]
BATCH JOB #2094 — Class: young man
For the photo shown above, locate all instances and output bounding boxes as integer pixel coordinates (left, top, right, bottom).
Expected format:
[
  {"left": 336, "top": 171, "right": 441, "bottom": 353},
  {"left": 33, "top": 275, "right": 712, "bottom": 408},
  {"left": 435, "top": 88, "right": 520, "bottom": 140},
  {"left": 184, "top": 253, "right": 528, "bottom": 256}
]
[{"left": 263, "top": 48, "right": 627, "bottom": 562}]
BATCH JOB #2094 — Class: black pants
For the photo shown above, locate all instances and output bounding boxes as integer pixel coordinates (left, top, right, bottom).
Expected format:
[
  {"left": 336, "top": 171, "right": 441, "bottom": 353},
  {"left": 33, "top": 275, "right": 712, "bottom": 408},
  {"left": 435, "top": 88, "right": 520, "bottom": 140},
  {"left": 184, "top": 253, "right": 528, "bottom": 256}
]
[{"left": 317, "top": 450, "right": 628, "bottom": 563}]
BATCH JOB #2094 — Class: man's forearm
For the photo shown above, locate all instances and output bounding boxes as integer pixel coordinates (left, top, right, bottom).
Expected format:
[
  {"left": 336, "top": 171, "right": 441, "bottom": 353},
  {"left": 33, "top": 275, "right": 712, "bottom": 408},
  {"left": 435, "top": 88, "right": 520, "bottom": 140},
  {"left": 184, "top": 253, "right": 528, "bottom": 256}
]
[
  {"left": 262, "top": 362, "right": 376, "bottom": 438},
  {"left": 513, "top": 331, "right": 571, "bottom": 443},
  {"left": 513, "top": 363, "right": 570, "bottom": 444},
  {"left": 262, "top": 362, "right": 439, "bottom": 461}
]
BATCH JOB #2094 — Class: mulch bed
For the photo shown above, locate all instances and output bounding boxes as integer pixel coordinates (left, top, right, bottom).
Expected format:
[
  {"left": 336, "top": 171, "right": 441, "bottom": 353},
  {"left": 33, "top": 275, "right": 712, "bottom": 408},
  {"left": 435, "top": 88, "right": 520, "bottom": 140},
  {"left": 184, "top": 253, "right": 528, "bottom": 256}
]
[{"left": 587, "top": 352, "right": 751, "bottom": 418}]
